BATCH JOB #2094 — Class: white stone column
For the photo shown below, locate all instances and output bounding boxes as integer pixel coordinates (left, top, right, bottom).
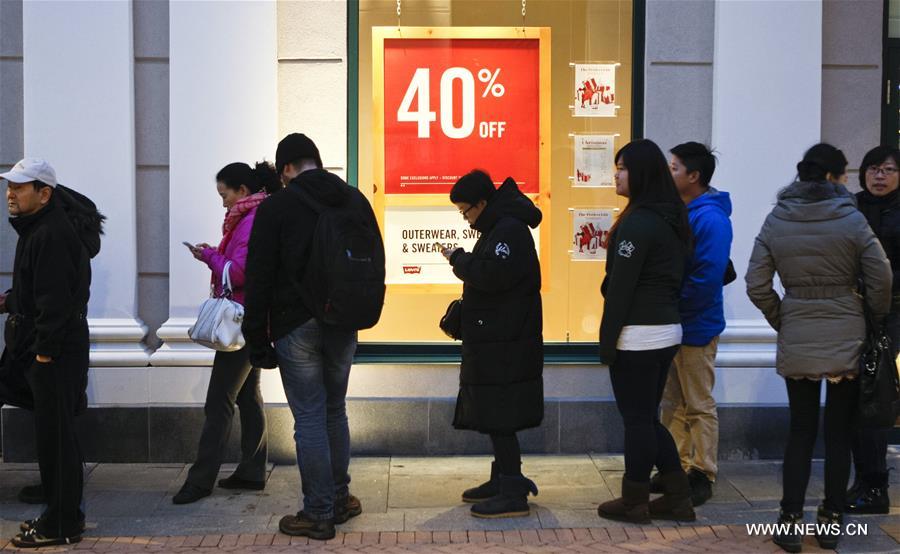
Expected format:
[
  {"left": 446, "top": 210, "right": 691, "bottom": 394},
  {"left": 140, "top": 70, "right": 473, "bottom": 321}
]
[
  {"left": 22, "top": 0, "right": 148, "bottom": 368},
  {"left": 151, "top": 0, "right": 278, "bottom": 399},
  {"left": 712, "top": 0, "right": 822, "bottom": 401}
]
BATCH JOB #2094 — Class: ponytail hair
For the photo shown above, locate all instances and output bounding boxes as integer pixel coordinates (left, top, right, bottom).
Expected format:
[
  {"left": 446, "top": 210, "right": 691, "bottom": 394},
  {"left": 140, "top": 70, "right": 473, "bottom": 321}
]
[
  {"left": 216, "top": 160, "right": 283, "bottom": 195},
  {"left": 796, "top": 143, "right": 847, "bottom": 183}
]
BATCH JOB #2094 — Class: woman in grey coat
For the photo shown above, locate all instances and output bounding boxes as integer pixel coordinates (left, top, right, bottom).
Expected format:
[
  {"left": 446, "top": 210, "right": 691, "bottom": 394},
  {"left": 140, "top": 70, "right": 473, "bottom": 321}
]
[{"left": 746, "top": 144, "right": 891, "bottom": 553}]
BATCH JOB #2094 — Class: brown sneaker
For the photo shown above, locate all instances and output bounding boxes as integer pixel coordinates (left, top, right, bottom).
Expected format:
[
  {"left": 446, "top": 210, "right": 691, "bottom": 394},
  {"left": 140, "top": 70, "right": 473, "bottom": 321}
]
[
  {"left": 278, "top": 511, "right": 335, "bottom": 541},
  {"left": 335, "top": 494, "right": 362, "bottom": 524}
]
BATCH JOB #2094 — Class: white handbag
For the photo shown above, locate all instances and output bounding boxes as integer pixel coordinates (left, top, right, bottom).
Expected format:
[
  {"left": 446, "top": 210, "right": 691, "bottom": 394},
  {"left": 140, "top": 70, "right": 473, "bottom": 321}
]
[{"left": 188, "top": 261, "right": 246, "bottom": 352}]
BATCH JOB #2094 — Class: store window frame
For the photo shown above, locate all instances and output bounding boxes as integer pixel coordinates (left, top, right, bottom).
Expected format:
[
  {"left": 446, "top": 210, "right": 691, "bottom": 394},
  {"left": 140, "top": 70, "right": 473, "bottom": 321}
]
[
  {"left": 883, "top": 0, "right": 899, "bottom": 146},
  {"left": 348, "top": 0, "right": 647, "bottom": 364}
]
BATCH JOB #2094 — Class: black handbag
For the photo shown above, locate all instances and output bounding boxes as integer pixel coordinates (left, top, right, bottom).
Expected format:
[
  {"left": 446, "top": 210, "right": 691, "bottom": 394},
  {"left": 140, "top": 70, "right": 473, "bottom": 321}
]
[
  {"left": 857, "top": 282, "right": 900, "bottom": 428},
  {"left": 439, "top": 299, "right": 462, "bottom": 340}
]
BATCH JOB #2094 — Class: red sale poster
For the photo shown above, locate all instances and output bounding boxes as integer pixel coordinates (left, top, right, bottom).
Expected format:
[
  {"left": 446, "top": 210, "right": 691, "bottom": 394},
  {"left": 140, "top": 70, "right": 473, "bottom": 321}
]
[{"left": 383, "top": 38, "right": 541, "bottom": 195}]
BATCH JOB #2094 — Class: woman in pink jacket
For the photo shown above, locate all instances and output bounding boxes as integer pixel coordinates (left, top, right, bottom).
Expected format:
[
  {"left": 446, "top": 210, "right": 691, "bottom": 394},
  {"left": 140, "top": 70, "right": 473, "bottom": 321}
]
[{"left": 174, "top": 161, "right": 281, "bottom": 504}]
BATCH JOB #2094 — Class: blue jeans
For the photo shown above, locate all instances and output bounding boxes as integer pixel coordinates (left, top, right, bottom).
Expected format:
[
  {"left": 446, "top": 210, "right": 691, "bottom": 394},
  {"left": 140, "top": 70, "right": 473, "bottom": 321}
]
[{"left": 275, "top": 319, "right": 357, "bottom": 520}]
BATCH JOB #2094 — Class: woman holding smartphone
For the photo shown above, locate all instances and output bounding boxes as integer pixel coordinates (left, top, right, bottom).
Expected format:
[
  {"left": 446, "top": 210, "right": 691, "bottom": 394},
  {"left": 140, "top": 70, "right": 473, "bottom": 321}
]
[
  {"left": 441, "top": 170, "right": 544, "bottom": 519},
  {"left": 173, "top": 161, "right": 281, "bottom": 504}
]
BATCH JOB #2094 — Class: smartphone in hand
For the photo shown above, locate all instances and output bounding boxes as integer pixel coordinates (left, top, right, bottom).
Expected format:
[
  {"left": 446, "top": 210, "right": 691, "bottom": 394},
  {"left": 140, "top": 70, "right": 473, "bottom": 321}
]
[{"left": 182, "top": 241, "right": 195, "bottom": 249}]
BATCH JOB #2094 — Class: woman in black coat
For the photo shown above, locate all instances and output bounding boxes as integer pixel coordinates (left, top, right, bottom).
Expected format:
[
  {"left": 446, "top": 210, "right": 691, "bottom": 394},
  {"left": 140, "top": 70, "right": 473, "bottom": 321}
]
[
  {"left": 596, "top": 140, "right": 694, "bottom": 524},
  {"left": 849, "top": 145, "right": 900, "bottom": 514},
  {"left": 441, "top": 170, "right": 543, "bottom": 519}
]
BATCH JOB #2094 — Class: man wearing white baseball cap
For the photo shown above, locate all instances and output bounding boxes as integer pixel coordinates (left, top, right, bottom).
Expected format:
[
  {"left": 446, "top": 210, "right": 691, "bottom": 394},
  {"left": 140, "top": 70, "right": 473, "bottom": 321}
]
[{"left": 1, "top": 158, "right": 91, "bottom": 547}]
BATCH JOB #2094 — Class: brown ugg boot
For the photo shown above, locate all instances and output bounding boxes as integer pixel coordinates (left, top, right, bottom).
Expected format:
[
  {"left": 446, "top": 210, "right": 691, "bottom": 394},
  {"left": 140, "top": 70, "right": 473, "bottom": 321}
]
[
  {"left": 597, "top": 478, "right": 651, "bottom": 524},
  {"left": 648, "top": 470, "right": 696, "bottom": 521}
]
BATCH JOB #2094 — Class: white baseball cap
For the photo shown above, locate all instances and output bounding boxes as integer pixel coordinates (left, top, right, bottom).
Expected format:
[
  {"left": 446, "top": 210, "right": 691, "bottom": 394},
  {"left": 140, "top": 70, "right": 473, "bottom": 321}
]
[{"left": 1, "top": 158, "right": 57, "bottom": 188}]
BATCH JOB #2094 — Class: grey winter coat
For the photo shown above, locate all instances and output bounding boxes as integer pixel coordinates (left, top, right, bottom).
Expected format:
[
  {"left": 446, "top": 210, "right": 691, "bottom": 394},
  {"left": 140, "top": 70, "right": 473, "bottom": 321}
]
[{"left": 745, "top": 181, "right": 892, "bottom": 380}]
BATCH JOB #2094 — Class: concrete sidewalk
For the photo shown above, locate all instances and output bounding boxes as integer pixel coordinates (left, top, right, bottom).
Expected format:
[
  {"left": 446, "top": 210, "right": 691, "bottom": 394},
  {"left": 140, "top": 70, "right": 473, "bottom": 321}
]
[{"left": 1, "top": 453, "right": 898, "bottom": 552}]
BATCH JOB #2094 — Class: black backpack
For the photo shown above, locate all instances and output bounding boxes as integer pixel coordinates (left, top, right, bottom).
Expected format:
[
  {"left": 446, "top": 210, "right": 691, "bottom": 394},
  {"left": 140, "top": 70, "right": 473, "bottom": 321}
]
[{"left": 293, "top": 185, "right": 386, "bottom": 330}]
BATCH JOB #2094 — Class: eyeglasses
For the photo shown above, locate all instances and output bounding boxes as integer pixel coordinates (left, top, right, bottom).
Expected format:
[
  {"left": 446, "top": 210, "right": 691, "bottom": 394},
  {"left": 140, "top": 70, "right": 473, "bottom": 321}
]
[
  {"left": 866, "top": 165, "right": 898, "bottom": 176},
  {"left": 459, "top": 204, "right": 476, "bottom": 217}
]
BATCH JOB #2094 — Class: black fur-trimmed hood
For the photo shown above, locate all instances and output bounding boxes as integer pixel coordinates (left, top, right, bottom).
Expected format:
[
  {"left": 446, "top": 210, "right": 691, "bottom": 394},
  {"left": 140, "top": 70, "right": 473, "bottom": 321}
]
[{"left": 55, "top": 184, "right": 106, "bottom": 258}]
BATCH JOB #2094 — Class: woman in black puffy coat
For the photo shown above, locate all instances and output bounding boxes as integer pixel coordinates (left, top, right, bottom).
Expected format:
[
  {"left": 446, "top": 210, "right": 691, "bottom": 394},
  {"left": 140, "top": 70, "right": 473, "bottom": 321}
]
[
  {"left": 848, "top": 145, "right": 900, "bottom": 514},
  {"left": 441, "top": 170, "right": 543, "bottom": 519}
]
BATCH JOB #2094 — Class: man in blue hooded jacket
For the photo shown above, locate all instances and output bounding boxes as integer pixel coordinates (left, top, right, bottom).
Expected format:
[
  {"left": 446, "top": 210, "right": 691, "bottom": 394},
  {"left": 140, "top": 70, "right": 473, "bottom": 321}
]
[{"left": 655, "top": 142, "right": 732, "bottom": 507}]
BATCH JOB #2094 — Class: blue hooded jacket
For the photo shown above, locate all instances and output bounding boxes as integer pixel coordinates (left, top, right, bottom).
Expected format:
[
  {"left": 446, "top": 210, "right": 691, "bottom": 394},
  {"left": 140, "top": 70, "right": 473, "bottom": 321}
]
[{"left": 680, "top": 187, "right": 733, "bottom": 346}]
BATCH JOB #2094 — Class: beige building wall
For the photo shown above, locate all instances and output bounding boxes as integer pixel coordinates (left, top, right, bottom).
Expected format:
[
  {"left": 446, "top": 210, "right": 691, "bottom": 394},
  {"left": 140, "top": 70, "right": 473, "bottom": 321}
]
[{"left": 278, "top": 0, "right": 348, "bottom": 177}]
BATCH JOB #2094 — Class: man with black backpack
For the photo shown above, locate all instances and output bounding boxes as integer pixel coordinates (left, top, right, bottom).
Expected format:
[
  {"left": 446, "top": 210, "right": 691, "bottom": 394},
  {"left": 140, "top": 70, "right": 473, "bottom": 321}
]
[
  {"left": 1, "top": 158, "right": 95, "bottom": 548},
  {"left": 243, "top": 133, "right": 385, "bottom": 541}
]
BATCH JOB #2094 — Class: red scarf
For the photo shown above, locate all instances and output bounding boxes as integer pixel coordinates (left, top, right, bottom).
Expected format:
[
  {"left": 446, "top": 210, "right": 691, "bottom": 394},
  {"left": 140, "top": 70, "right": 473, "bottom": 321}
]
[{"left": 219, "top": 192, "right": 266, "bottom": 252}]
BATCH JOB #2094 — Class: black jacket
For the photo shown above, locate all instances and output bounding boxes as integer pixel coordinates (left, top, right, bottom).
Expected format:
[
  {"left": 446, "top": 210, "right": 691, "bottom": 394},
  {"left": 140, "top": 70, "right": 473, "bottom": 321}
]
[
  {"left": 242, "top": 169, "right": 376, "bottom": 364},
  {"left": 856, "top": 190, "right": 900, "bottom": 308},
  {"left": 449, "top": 178, "right": 544, "bottom": 433},
  {"left": 1, "top": 195, "right": 91, "bottom": 410},
  {"left": 599, "top": 204, "right": 688, "bottom": 365}
]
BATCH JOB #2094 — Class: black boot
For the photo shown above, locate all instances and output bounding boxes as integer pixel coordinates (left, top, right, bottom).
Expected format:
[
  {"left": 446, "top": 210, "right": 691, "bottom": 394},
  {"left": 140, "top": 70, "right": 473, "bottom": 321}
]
[
  {"left": 462, "top": 462, "right": 500, "bottom": 503},
  {"left": 846, "top": 472, "right": 890, "bottom": 514},
  {"left": 470, "top": 474, "right": 537, "bottom": 519},
  {"left": 597, "top": 478, "right": 651, "bottom": 524},
  {"left": 814, "top": 505, "right": 843, "bottom": 550},
  {"left": 772, "top": 510, "right": 803, "bottom": 553},
  {"left": 647, "top": 471, "right": 696, "bottom": 521}
]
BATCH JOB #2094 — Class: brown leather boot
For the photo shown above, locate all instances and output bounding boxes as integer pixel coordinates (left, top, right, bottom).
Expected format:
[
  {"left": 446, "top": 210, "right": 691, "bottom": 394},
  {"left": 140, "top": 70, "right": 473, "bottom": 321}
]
[
  {"left": 648, "top": 470, "right": 696, "bottom": 521},
  {"left": 597, "top": 478, "right": 651, "bottom": 524}
]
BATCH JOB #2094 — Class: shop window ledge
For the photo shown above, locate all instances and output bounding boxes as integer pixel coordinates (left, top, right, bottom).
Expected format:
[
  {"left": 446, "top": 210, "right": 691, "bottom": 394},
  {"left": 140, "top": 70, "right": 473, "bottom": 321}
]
[{"left": 354, "top": 342, "right": 601, "bottom": 365}]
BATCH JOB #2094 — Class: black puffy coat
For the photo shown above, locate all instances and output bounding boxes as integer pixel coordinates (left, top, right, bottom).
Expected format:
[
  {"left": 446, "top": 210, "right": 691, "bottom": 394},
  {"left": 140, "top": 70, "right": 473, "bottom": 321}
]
[
  {"left": 857, "top": 190, "right": 900, "bottom": 310},
  {"left": 448, "top": 178, "right": 543, "bottom": 433},
  {"left": 1, "top": 195, "right": 91, "bottom": 411}
]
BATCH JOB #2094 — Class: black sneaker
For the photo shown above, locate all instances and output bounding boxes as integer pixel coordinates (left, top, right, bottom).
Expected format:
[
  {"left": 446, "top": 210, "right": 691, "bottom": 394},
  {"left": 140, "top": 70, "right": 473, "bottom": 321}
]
[
  {"left": 20, "top": 516, "right": 86, "bottom": 534},
  {"left": 17, "top": 484, "right": 45, "bottom": 505},
  {"left": 12, "top": 528, "right": 81, "bottom": 549},
  {"left": 335, "top": 494, "right": 362, "bottom": 524},
  {"left": 217, "top": 475, "right": 265, "bottom": 491},
  {"left": 172, "top": 483, "right": 212, "bottom": 505},
  {"left": 687, "top": 469, "right": 713, "bottom": 507},
  {"left": 772, "top": 510, "right": 803, "bottom": 553},
  {"left": 278, "top": 511, "right": 335, "bottom": 541},
  {"left": 815, "top": 505, "right": 843, "bottom": 550}
]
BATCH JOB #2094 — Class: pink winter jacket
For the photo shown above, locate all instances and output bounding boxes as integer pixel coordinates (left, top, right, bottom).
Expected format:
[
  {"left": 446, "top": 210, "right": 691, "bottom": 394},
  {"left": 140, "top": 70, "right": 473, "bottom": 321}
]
[{"left": 200, "top": 206, "right": 258, "bottom": 306}]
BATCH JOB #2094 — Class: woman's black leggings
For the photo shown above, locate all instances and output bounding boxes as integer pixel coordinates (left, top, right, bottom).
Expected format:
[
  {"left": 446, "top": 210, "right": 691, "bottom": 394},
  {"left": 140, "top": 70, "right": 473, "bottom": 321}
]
[
  {"left": 490, "top": 433, "right": 522, "bottom": 476},
  {"left": 609, "top": 346, "right": 682, "bottom": 483},
  {"left": 782, "top": 377, "right": 858, "bottom": 513}
]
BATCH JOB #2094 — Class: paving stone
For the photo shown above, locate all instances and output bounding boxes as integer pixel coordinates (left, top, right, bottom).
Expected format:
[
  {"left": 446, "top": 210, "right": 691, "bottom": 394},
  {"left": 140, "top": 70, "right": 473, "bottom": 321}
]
[
  {"left": 535, "top": 508, "right": 602, "bottom": 530},
  {"left": 86, "top": 464, "right": 184, "bottom": 492},
  {"left": 404, "top": 505, "right": 541, "bottom": 531},
  {"left": 88, "top": 516, "right": 274, "bottom": 536}
]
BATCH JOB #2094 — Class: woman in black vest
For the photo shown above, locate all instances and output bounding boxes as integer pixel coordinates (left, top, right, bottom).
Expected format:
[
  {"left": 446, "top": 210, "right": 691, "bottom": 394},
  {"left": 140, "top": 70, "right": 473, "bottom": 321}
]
[
  {"left": 441, "top": 170, "right": 543, "bottom": 519},
  {"left": 849, "top": 145, "right": 900, "bottom": 514},
  {"left": 596, "top": 140, "right": 694, "bottom": 524}
]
